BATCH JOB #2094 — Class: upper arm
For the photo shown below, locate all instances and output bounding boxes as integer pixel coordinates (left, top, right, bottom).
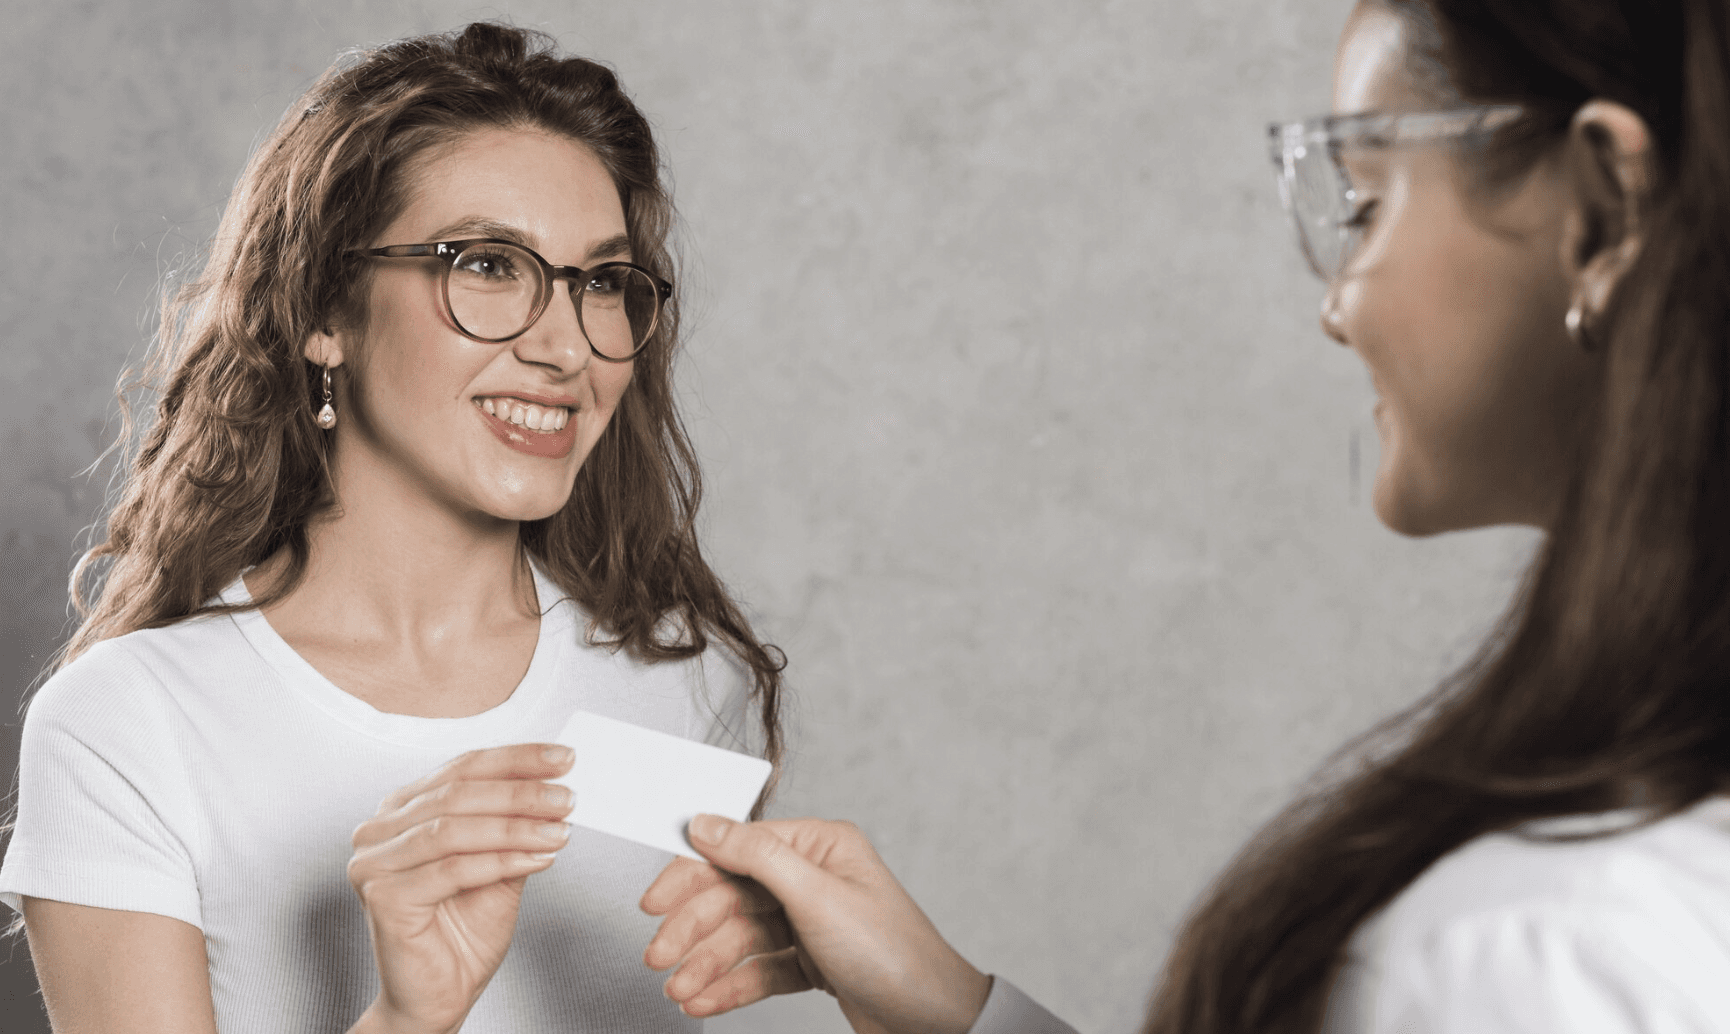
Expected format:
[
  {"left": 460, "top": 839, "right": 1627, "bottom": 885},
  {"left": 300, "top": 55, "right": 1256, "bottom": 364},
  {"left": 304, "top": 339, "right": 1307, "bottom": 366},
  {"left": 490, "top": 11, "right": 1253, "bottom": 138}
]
[{"left": 24, "top": 897, "right": 216, "bottom": 1034}]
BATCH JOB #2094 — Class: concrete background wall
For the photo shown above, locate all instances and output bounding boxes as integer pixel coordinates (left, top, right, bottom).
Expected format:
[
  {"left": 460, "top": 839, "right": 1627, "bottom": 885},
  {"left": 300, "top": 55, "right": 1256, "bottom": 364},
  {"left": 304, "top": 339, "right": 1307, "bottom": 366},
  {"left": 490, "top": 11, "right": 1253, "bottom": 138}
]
[{"left": 0, "top": 1, "right": 1537, "bottom": 1031}]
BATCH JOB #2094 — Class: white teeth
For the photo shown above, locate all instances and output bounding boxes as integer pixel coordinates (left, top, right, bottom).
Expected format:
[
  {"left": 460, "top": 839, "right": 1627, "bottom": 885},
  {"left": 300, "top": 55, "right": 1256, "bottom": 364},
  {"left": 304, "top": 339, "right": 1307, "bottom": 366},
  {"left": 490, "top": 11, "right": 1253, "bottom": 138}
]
[{"left": 477, "top": 397, "right": 570, "bottom": 433}]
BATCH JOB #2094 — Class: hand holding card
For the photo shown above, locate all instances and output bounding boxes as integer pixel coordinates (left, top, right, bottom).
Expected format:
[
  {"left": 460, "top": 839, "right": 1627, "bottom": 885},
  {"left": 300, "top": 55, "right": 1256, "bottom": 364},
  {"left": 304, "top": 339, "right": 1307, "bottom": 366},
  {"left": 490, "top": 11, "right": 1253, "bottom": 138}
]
[{"left": 546, "top": 711, "right": 772, "bottom": 860}]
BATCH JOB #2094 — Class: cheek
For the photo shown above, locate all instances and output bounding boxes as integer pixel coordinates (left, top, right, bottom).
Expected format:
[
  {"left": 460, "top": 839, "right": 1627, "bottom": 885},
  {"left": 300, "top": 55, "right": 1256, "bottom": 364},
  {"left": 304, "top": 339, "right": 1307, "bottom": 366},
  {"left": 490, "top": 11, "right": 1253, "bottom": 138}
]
[
  {"left": 593, "top": 364, "right": 635, "bottom": 416},
  {"left": 1349, "top": 183, "right": 1573, "bottom": 529},
  {"left": 355, "top": 278, "right": 481, "bottom": 404}
]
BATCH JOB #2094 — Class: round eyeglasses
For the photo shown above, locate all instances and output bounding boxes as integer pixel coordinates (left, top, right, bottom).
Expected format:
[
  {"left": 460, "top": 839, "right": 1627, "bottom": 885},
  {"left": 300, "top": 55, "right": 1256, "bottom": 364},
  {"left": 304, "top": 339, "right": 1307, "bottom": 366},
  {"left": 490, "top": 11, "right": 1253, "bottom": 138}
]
[
  {"left": 349, "top": 238, "right": 673, "bottom": 362},
  {"left": 1266, "top": 105, "right": 1523, "bottom": 281}
]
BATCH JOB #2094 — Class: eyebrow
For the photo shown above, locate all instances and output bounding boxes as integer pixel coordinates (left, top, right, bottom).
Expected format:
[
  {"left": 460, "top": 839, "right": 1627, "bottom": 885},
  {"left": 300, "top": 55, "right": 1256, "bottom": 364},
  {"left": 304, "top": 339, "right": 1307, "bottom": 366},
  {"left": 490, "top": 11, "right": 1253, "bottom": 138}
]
[
  {"left": 427, "top": 218, "right": 634, "bottom": 265},
  {"left": 583, "top": 233, "right": 633, "bottom": 264},
  {"left": 429, "top": 217, "right": 534, "bottom": 246}
]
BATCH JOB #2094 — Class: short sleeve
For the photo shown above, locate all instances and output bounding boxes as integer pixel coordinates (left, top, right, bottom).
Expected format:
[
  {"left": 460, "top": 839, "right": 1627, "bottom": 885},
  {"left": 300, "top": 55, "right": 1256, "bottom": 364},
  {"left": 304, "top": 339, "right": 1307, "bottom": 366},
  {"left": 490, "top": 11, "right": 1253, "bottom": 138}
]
[
  {"left": 1369, "top": 907, "right": 1728, "bottom": 1033},
  {"left": 967, "top": 977, "right": 1080, "bottom": 1034},
  {"left": 0, "top": 640, "right": 204, "bottom": 929}
]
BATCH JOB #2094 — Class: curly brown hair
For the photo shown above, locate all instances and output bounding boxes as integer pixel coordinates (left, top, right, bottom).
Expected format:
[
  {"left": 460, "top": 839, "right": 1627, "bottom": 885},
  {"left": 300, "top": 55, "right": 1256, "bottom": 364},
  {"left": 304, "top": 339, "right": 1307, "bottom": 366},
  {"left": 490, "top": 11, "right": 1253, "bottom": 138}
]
[{"left": 57, "top": 22, "right": 785, "bottom": 805}]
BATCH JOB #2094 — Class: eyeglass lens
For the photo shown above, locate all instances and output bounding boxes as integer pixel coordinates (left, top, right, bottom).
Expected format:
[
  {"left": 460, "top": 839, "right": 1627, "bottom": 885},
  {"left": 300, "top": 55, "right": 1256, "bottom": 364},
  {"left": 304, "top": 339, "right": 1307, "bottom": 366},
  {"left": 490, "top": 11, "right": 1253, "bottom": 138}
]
[
  {"left": 1282, "top": 140, "right": 1366, "bottom": 280},
  {"left": 446, "top": 242, "right": 660, "bottom": 357}
]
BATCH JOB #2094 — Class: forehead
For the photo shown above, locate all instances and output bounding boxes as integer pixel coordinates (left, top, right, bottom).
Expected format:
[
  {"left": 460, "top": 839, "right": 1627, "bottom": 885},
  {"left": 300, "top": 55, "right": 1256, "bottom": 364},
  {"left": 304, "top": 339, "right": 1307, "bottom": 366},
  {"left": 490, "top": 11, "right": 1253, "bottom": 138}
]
[
  {"left": 1334, "top": 4, "right": 1433, "bottom": 114},
  {"left": 384, "top": 127, "right": 626, "bottom": 254}
]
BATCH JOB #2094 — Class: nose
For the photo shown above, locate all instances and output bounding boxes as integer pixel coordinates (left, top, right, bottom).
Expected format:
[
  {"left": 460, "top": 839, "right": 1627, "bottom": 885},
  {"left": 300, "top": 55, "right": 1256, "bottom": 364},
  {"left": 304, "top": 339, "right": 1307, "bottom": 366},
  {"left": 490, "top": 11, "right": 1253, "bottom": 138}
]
[
  {"left": 513, "top": 279, "right": 590, "bottom": 375},
  {"left": 1319, "top": 278, "right": 1349, "bottom": 346}
]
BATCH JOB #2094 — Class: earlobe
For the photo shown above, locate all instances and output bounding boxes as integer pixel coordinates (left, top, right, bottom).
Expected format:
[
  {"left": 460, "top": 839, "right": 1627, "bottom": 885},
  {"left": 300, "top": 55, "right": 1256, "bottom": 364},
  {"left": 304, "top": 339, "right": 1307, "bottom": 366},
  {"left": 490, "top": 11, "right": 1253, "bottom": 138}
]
[{"left": 303, "top": 328, "right": 345, "bottom": 370}]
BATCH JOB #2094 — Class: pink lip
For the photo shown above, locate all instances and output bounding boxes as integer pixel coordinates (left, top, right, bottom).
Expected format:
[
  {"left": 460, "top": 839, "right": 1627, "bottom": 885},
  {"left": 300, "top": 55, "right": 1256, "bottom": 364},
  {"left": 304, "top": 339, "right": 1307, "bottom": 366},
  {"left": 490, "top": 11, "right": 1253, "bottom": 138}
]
[{"left": 477, "top": 403, "right": 578, "bottom": 459}]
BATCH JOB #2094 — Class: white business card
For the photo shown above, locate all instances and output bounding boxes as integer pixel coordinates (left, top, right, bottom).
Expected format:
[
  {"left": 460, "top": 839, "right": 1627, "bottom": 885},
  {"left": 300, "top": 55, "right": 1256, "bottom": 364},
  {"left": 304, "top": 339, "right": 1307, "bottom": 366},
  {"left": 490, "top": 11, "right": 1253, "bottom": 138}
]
[{"left": 546, "top": 710, "right": 772, "bottom": 860}]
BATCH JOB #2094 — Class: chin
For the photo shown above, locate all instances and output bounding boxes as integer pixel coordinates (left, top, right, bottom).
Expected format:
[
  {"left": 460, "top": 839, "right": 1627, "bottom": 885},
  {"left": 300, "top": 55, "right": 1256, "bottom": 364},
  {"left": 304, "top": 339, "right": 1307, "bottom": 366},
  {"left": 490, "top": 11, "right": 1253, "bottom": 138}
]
[
  {"left": 1370, "top": 463, "right": 1470, "bottom": 538},
  {"left": 474, "top": 481, "right": 578, "bottom": 524},
  {"left": 1371, "top": 473, "right": 1540, "bottom": 537},
  {"left": 500, "top": 496, "right": 574, "bottom": 523}
]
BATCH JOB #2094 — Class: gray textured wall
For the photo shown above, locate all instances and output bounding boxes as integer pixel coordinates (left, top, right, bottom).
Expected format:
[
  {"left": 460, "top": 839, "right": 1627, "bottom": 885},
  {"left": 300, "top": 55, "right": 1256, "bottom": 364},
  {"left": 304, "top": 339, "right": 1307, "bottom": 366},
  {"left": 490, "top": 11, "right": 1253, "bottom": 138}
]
[{"left": 0, "top": 2, "right": 1538, "bottom": 1031}]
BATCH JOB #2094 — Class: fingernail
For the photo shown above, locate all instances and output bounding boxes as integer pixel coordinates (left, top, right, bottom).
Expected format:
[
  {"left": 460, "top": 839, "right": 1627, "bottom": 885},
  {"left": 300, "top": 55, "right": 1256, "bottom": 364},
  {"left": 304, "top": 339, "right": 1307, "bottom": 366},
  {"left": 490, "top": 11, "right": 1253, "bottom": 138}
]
[
  {"left": 529, "top": 851, "right": 558, "bottom": 862},
  {"left": 539, "top": 822, "right": 571, "bottom": 842},
  {"left": 543, "top": 785, "right": 573, "bottom": 809},
  {"left": 688, "top": 814, "right": 731, "bottom": 845},
  {"left": 543, "top": 745, "right": 574, "bottom": 765}
]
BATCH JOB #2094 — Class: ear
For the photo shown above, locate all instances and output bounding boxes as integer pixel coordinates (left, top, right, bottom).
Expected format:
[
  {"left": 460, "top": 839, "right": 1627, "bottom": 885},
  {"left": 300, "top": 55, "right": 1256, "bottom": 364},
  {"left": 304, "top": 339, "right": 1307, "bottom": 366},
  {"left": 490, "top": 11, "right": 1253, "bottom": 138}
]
[
  {"left": 1558, "top": 100, "right": 1654, "bottom": 318},
  {"left": 303, "top": 327, "right": 345, "bottom": 371}
]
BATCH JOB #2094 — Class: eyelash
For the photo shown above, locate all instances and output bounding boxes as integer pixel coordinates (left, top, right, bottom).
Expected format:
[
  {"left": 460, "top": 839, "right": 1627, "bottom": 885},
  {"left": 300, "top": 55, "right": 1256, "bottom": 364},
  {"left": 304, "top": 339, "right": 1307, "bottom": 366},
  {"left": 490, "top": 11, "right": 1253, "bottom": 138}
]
[{"left": 1344, "top": 199, "right": 1379, "bottom": 229}]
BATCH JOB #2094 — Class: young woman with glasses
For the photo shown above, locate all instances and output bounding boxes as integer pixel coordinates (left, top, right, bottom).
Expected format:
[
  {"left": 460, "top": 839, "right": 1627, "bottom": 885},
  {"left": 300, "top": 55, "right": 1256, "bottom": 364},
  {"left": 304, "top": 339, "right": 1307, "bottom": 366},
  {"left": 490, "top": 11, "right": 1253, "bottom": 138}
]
[
  {"left": 640, "top": 2, "right": 1730, "bottom": 1031},
  {"left": 0, "top": 23, "right": 785, "bottom": 1034}
]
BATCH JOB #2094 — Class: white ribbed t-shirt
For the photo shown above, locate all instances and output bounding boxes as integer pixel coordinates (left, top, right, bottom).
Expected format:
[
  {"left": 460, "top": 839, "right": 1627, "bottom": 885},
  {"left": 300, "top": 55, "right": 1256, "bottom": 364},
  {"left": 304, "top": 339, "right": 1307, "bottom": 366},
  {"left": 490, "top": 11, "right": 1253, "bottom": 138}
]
[{"left": 1, "top": 564, "right": 756, "bottom": 1033}]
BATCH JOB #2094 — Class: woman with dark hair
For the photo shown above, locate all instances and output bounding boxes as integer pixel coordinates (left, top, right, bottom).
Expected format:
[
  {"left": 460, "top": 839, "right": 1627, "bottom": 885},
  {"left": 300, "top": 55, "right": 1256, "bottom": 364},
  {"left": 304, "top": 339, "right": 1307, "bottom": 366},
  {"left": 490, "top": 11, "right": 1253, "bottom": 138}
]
[
  {"left": 639, "top": 1, "right": 1730, "bottom": 1031},
  {"left": 0, "top": 22, "right": 785, "bottom": 1034}
]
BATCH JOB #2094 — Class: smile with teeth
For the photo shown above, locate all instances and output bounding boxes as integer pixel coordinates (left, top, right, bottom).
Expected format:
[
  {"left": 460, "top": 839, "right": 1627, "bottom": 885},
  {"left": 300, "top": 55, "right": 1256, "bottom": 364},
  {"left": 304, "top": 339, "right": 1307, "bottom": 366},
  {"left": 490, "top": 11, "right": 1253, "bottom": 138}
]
[{"left": 475, "top": 397, "right": 572, "bottom": 433}]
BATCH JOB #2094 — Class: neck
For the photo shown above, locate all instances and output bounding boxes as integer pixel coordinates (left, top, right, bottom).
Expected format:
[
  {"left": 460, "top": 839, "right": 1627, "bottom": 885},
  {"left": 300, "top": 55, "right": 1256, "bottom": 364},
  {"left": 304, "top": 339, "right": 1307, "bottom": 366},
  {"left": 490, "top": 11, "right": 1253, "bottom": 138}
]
[{"left": 253, "top": 452, "right": 540, "bottom": 649}]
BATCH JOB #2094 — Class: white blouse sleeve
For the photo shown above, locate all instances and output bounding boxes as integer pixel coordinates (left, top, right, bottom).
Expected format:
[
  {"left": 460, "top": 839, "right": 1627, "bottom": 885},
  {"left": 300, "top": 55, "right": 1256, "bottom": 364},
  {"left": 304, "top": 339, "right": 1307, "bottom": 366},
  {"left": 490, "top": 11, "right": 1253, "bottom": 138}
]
[{"left": 1367, "top": 906, "right": 1729, "bottom": 1033}]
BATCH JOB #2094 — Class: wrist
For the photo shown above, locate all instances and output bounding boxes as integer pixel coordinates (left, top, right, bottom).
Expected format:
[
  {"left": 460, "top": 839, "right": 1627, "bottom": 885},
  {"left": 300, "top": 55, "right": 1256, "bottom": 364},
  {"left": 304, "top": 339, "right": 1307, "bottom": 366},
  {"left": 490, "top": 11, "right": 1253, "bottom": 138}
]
[
  {"left": 946, "top": 965, "right": 993, "bottom": 1034},
  {"left": 347, "top": 1000, "right": 461, "bottom": 1034}
]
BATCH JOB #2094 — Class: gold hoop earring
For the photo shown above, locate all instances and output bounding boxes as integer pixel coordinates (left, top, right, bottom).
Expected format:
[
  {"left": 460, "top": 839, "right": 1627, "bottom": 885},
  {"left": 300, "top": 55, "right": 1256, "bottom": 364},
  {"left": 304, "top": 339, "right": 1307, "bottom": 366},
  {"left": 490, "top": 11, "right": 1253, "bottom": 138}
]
[
  {"left": 316, "top": 366, "right": 337, "bottom": 429},
  {"left": 1565, "top": 300, "right": 1594, "bottom": 352}
]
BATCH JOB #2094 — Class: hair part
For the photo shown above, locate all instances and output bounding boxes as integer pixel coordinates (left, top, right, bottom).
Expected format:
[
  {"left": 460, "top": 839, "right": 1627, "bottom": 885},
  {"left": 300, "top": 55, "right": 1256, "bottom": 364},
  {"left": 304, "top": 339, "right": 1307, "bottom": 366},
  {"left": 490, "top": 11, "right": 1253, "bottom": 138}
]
[
  {"left": 53, "top": 22, "right": 786, "bottom": 804},
  {"left": 1146, "top": 2, "right": 1730, "bottom": 1031}
]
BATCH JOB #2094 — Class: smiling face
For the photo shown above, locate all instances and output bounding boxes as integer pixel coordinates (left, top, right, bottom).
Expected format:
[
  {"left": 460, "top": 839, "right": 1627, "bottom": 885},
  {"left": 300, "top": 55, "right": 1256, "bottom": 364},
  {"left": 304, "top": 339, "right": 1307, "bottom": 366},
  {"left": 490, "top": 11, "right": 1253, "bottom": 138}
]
[
  {"left": 316, "top": 126, "right": 636, "bottom": 526},
  {"left": 1323, "top": 3, "right": 1600, "bottom": 535}
]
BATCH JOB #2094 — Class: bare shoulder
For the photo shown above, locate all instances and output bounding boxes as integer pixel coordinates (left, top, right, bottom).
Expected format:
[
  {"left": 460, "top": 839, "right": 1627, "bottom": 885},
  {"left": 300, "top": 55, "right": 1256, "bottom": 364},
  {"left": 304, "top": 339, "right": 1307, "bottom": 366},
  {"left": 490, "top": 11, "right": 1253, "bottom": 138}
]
[{"left": 24, "top": 897, "right": 217, "bottom": 1034}]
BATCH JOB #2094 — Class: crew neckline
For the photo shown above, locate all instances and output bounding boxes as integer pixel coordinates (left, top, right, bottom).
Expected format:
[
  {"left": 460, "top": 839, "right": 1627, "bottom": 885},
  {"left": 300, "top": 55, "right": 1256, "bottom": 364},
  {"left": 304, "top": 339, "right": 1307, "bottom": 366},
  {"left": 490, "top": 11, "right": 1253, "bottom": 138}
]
[{"left": 222, "top": 560, "right": 573, "bottom": 749}]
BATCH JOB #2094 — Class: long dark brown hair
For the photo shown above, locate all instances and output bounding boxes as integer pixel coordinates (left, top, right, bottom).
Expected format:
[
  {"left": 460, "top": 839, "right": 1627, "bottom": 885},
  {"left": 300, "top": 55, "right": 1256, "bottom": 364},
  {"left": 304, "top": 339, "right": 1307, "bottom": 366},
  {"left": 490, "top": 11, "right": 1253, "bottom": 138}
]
[
  {"left": 1147, "top": 1, "right": 1730, "bottom": 1031},
  {"left": 55, "top": 23, "right": 785, "bottom": 800}
]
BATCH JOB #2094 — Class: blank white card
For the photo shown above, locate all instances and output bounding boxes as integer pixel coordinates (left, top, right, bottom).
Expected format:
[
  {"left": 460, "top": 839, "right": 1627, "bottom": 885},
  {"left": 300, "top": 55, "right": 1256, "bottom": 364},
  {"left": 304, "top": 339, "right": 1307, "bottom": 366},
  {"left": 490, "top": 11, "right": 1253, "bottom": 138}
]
[{"left": 546, "top": 710, "right": 771, "bottom": 860}]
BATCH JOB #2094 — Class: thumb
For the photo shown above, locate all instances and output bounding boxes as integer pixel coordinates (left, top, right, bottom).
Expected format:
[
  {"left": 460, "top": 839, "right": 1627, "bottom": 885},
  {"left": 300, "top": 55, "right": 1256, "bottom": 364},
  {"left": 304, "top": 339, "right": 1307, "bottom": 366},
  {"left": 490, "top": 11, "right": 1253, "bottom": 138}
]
[{"left": 685, "top": 814, "right": 830, "bottom": 908}]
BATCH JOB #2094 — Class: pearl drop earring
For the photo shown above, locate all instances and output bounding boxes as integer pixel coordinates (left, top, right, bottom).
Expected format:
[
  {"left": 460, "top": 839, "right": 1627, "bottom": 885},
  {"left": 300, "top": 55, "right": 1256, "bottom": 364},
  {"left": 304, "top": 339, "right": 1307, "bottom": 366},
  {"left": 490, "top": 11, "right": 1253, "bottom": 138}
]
[{"left": 316, "top": 365, "right": 337, "bottom": 429}]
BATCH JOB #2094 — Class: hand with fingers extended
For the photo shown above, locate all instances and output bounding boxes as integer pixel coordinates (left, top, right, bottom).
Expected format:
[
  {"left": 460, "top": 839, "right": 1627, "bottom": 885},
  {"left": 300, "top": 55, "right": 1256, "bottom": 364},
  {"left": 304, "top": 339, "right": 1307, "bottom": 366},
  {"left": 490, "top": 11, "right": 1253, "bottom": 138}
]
[
  {"left": 640, "top": 815, "right": 992, "bottom": 1034},
  {"left": 344, "top": 743, "right": 578, "bottom": 1034}
]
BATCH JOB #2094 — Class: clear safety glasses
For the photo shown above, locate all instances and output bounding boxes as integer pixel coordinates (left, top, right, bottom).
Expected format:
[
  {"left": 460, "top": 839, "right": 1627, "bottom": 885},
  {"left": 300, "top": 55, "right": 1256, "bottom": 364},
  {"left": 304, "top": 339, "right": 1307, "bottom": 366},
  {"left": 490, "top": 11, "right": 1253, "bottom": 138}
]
[{"left": 1266, "top": 105, "right": 1524, "bottom": 281}]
